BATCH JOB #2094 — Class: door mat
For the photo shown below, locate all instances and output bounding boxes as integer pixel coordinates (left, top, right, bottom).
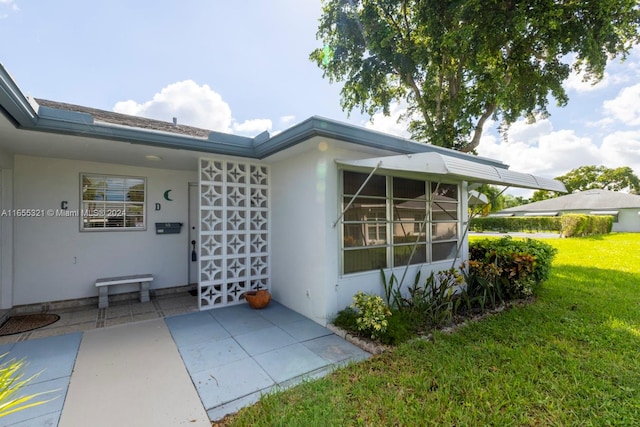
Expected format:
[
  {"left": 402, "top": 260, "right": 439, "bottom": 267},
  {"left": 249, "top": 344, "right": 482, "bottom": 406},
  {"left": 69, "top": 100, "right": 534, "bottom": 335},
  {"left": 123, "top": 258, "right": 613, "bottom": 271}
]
[{"left": 0, "top": 314, "right": 60, "bottom": 336}]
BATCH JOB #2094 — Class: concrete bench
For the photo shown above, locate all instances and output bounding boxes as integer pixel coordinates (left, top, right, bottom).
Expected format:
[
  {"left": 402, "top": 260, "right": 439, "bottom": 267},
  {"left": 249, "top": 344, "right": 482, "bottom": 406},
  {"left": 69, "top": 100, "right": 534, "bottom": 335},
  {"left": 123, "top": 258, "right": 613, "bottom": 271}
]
[{"left": 95, "top": 274, "right": 153, "bottom": 309}]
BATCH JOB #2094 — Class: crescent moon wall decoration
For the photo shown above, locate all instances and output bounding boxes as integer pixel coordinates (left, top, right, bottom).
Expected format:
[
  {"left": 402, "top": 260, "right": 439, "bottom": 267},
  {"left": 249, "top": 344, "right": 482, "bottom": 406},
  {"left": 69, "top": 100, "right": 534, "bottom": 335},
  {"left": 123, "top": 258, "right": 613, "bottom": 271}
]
[{"left": 163, "top": 189, "right": 173, "bottom": 201}]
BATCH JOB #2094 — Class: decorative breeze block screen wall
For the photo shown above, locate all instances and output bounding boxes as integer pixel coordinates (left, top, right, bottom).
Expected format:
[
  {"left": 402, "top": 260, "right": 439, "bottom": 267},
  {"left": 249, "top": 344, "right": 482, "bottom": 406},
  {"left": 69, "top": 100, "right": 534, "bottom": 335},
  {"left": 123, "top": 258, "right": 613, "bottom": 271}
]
[{"left": 198, "top": 159, "right": 269, "bottom": 309}]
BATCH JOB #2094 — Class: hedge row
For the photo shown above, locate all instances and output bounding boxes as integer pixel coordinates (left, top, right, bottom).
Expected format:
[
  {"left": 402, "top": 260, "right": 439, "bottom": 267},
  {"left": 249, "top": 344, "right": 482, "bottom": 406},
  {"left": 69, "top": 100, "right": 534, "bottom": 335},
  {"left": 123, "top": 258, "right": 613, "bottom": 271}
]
[
  {"left": 469, "top": 214, "right": 613, "bottom": 237},
  {"left": 560, "top": 214, "right": 613, "bottom": 237},
  {"left": 470, "top": 216, "right": 561, "bottom": 233}
]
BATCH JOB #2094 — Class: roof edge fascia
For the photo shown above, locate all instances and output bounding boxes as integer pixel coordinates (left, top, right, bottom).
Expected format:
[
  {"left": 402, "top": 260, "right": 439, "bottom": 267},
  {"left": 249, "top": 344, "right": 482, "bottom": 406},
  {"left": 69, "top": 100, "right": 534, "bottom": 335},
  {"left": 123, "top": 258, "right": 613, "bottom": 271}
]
[
  {"left": 256, "top": 116, "right": 507, "bottom": 168},
  {"left": 0, "top": 65, "right": 38, "bottom": 126},
  {"left": 33, "top": 114, "right": 257, "bottom": 157}
]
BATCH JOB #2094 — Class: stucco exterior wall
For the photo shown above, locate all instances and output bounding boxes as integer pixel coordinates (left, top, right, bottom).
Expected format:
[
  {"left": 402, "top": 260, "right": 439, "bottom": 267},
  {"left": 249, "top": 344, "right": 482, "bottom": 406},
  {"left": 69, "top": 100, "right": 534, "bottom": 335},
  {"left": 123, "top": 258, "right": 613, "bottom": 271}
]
[
  {"left": 11, "top": 155, "right": 196, "bottom": 306},
  {"left": 0, "top": 160, "right": 14, "bottom": 309},
  {"left": 613, "top": 210, "right": 640, "bottom": 232},
  {"left": 270, "top": 142, "right": 336, "bottom": 325}
]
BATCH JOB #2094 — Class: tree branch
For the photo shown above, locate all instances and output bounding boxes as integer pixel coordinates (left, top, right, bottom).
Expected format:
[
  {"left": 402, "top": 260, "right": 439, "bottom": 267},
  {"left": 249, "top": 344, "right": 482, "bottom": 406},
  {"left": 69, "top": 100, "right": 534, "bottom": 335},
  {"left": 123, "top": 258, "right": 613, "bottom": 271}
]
[
  {"left": 403, "top": 72, "right": 434, "bottom": 133},
  {"left": 464, "top": 103, "right": 496, "bottom": 153}
]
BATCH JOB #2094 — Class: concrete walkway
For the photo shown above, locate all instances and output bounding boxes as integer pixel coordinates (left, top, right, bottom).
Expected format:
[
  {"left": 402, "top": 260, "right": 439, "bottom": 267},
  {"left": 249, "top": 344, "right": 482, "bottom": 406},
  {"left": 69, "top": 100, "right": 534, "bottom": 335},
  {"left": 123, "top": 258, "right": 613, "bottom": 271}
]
[
  {"left": 58, "top": 319, "right": 210, "bottom": 427},
  {"left": 1, "top": 300, "right": 370, "bottom": 426}
]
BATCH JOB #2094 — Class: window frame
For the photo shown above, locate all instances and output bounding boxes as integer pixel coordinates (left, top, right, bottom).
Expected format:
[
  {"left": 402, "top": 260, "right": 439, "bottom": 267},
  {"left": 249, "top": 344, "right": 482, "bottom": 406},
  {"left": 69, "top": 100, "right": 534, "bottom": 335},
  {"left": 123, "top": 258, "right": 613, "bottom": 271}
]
[
  {"left": 79, "top": 173, "right": 147, "bottom": 232},
  {"left": 340, "top": 170, "right": 460, "bottom": 275}
]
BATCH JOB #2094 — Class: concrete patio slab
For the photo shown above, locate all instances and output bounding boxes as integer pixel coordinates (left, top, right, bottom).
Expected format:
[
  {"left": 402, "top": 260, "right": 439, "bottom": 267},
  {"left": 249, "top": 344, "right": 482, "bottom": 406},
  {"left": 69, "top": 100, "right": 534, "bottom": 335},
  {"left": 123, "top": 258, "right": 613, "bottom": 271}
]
[
  {"left": 166, "top": 301, "right": 371, "bottom": 421},
  {"left": 191, "top": 357, "right": 275, "bottom": 409},
  {"left": 1, "top": 333, "right": 82, "bottom": 427},
  {"left": 303, "top": 334, "right": 371, "bottom": 364},
  {"left": 253, "top": 343, "right": 330, "bottom": 383},
  {"left": 179, "top": 337, "right": 248, "bottom": 373},
  {"left": 212, "top": 310, "right": 272, "bottom": 336},
  {"left": 234, "top": 326, "right": 297, "bottom": 356},
  {"left": 279, "top": 318, "right": 334, "bottom": 341},
  {"left": 163, "top": 311, "right": 230, "bottom": 347}
]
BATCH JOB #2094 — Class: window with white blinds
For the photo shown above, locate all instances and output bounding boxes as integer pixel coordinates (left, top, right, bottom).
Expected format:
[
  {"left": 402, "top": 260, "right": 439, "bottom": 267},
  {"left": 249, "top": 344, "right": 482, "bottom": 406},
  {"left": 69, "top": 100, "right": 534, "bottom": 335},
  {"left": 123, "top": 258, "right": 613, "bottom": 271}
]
[{"left": 80, "top": 174, "right": 146, "bottom": 231}]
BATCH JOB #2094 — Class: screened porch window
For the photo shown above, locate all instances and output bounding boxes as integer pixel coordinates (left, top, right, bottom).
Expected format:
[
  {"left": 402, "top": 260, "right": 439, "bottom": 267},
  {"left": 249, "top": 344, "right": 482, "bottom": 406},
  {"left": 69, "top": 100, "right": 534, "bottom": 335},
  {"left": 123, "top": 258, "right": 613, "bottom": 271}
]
[
  {"left": 341, "top": 171, "right": 460, "bottom": 274},
  {"left": 80, "top": 174, "right": 146, "bottom": 231},
  {"left": 342, "top": 172, "right": 388, "bottom": 273}
]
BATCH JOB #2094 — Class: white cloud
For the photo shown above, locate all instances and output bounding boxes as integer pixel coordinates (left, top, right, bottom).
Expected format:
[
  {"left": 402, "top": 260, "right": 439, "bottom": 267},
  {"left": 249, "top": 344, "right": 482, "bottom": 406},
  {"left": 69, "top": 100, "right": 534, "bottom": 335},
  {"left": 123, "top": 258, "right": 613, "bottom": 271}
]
[
  {"left": 232, "top": 118, "right": 272, "bottom": 135},
  {"left": 269, "top": 115, "right": 298, "bottom": 137},
  {"left": 0, "top": 0, "right": 18, "bottom": 17},
  {"left": 114, "top": 80, "right": 233, "bottom": 132},
  {"left": 478, "top": 123, "right": 600, "bottom": 179},
  {"left": 565, "top": 69, "right": 610, "bottom": 93},
  {"left": 280, "top": 115, "right": 296, "bottom": 125},
  {"left": 603, "top": 83, "right": 640, "bottom": 126},
  {"left": 600, "top": 130, "right": 640, "bottom": 172},
  {"left": 585, "top": 117, "right": 614, "bottom": 128},
  {"left": 504, "top": 117, "right": 553, "bottom": 146},
  {"left": 1, "top": 0, "right": 17, "bottom": 9},
  {"left": 364, "top": 103, "right": 411, "bottom": 138},
  {"left": 113, "top": 80, "right": 272, "bottom": 136}
]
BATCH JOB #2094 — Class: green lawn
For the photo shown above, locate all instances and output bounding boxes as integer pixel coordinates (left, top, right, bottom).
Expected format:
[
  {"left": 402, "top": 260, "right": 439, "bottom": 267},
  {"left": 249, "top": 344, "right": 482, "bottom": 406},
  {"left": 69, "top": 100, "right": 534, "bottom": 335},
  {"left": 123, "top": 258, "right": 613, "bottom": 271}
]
[{"left": 222, "top": 234, "right": 640, "bottom": 426}]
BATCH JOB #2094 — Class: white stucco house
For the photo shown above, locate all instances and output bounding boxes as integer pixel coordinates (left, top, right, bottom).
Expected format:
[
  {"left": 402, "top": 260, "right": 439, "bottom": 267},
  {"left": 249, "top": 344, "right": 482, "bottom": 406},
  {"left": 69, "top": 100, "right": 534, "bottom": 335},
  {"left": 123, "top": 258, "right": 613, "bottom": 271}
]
[
  {"left": 0, "top": 63, "right": 565, "bottom": 325},
  {"left": 497, "top": 189, "right": 640, "bottom": 232}
]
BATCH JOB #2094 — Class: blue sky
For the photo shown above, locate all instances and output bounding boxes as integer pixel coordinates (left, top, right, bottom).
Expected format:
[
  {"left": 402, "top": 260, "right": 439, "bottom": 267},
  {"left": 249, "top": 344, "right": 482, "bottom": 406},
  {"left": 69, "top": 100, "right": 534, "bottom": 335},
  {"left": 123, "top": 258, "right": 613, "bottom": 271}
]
[{"left": 1, "top": 1, "right": 639, "bottom": 195}]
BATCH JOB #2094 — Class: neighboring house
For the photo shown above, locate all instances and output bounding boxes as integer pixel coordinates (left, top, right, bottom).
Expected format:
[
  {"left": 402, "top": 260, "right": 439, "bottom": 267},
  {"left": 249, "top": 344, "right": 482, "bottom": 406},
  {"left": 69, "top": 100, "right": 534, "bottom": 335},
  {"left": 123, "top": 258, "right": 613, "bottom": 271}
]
[
  {"left": 0, "top": 63, "right": 565, "bottom": 325},
  {"left": 496, "top": 189, "right": 640, "bottom": 232}
]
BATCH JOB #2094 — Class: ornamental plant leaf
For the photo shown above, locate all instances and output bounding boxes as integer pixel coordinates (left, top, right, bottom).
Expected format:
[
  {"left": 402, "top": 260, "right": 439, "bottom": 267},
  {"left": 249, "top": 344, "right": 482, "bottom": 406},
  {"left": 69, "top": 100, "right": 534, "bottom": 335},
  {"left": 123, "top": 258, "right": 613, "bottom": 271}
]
[{"left": 0, "top": 353, "right": 59, "bottom": 418}]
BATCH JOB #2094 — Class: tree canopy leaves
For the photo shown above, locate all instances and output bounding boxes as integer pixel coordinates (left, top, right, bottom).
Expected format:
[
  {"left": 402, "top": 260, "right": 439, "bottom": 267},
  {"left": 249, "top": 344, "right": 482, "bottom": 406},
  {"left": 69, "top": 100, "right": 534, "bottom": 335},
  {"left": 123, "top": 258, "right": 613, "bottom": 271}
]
[{"left": 310, "top": 0, "right": 640, "bottom": 152}]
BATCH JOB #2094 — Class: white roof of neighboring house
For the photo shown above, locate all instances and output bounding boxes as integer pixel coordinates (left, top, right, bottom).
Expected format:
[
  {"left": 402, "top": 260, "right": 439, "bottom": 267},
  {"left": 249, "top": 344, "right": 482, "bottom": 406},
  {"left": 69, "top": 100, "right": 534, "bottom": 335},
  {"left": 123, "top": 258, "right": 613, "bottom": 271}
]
[{"left": 500, "top": 189, "right": 640, "bottom": 212}]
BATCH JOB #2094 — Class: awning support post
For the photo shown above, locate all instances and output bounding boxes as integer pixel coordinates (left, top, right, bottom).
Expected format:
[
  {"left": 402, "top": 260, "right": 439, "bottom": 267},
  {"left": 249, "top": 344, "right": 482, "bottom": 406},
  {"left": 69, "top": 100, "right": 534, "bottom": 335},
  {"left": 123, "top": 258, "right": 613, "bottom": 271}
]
[
  {"left": 397, "top": 182, "right": 441, "bottom": 288},
  {"left": 450, "top": 185, "right": 510, "bottom": 270}
]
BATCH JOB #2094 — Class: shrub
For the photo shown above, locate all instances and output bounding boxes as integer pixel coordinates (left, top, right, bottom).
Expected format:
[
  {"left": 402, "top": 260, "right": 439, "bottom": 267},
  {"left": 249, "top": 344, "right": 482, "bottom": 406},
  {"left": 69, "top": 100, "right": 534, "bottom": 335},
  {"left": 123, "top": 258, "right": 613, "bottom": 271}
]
[
  {"left": 468, "top": 237, "right": 557, "bottom": 299},
  {"left": 350, "top": 292, "right": 392, "bottom": 340},
  {"left": 378, "top": 309, "right": 416, "bottom": 345},
  {"left": 381, "top": 268, "right": 404, "bottom": 310},
  {"left": 561, "top": 214, "right": 613, "bottom": 237},
  {"left": 332, "top": 306, "right": 359, "bottom": 332},
  {"left": 460, "top": 260, "right": 505, "bottom": 312},
  {"left": 405, "top": 269, "right": 464, "bottom": 328}
]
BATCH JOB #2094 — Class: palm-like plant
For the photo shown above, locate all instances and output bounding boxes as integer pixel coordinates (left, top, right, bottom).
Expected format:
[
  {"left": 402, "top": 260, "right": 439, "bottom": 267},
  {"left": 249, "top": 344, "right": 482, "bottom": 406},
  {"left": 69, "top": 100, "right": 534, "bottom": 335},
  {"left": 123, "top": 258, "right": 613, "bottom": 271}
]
[{"left": 0, "top": 353, "right": 58, "bottom": 418}]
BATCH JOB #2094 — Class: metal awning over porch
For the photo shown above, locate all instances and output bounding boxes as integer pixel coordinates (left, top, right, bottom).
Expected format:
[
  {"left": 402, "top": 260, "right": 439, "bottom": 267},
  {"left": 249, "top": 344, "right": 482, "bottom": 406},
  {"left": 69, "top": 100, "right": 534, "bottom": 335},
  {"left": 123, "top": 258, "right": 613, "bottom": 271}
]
[{"left": 336, "top": 152, "right": 566, "bottom": 192}]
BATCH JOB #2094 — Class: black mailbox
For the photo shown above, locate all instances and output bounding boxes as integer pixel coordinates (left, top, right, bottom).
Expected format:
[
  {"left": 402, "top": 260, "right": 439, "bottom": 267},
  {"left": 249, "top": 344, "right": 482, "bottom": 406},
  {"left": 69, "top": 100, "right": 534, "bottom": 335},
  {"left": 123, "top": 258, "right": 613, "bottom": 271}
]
[{"left": 155, "top": 222, "right": 183, "bottom": 234}]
